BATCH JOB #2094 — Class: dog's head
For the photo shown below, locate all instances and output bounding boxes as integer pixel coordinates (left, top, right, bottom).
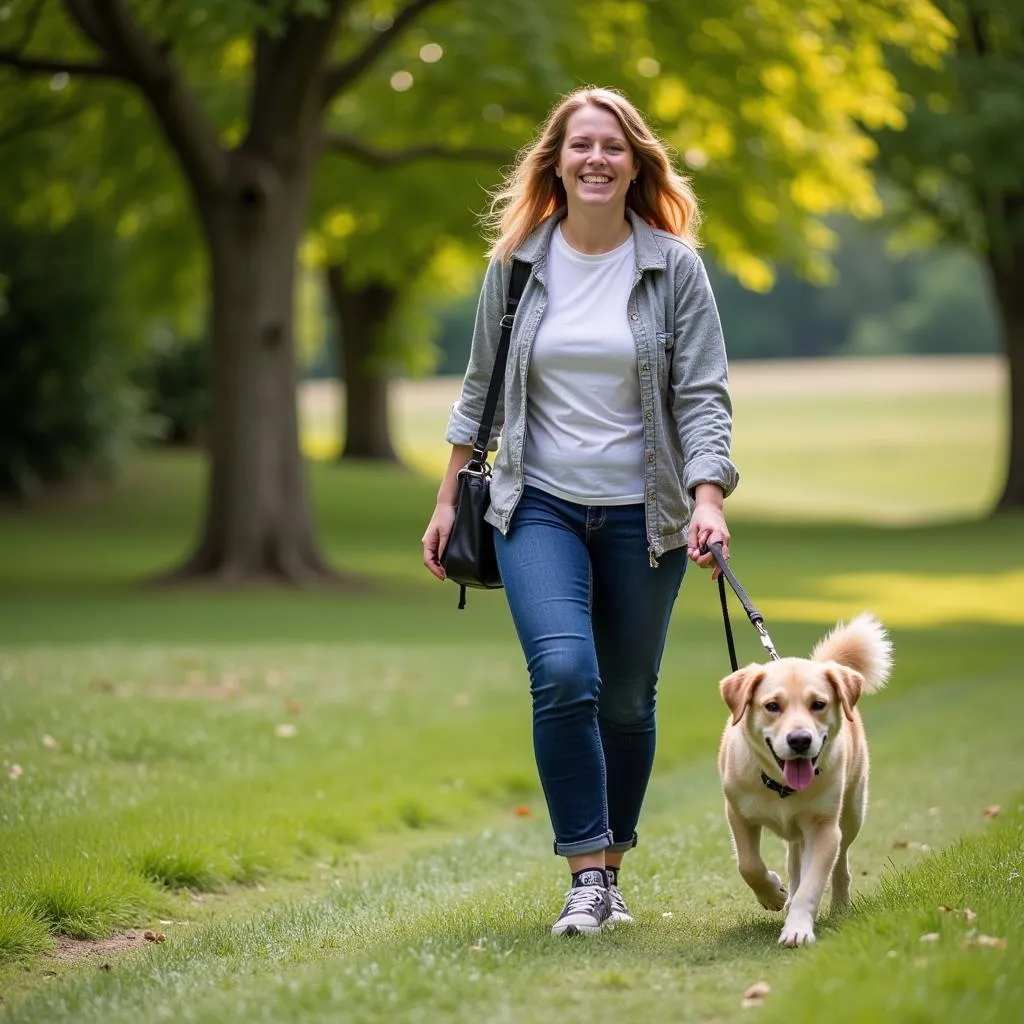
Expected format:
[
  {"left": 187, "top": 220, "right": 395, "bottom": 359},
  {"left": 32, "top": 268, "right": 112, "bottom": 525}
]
[{"left": 720, "top": 657, "right": 864, "bottom": 791}]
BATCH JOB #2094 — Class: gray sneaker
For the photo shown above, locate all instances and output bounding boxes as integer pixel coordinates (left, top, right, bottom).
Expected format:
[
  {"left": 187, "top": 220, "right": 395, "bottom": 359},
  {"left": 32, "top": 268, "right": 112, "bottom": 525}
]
[
  {"left": 607, "top": 884, "right": 635, "bottom": 925},
  {"left": 551, "top": 870, "right": 611, "bottom": 936}
]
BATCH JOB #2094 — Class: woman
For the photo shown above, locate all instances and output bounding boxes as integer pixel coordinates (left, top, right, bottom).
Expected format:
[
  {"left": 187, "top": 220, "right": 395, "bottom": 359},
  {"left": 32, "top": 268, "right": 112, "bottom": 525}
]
[{"left": 422, "top": 86, "right": 738, "bottom": 936}]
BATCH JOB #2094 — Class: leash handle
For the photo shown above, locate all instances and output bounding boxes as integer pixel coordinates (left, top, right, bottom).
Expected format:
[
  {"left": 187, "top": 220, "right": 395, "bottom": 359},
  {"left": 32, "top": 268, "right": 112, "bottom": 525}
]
[
  {"left": 704, "top": 542, "right": 781, "bottom": 666},
  {"left": 705, "top": 542, "right": 762, "bottom": 626}
]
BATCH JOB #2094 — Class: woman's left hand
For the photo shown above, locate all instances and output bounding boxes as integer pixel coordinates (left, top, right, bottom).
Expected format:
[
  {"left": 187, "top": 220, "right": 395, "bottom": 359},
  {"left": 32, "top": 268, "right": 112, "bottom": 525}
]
[{"left": 687, "top": 491, "right": 730, "bottom": 581}]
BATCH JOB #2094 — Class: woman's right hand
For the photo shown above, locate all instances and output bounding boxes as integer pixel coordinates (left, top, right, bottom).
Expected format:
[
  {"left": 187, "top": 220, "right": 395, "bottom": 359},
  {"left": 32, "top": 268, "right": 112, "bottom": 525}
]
[{"left": 422, "top": 502, "right": 457, "bottom": 580}]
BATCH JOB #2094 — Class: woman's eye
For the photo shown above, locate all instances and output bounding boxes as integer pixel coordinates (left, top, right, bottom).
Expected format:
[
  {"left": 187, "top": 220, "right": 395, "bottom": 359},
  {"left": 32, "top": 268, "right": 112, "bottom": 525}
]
[
  {"left": 810, "top": 700, "right": 827, "bottom": 712},
  {"left": 764, "top": 701, "right": 781, "bottom": 713}
]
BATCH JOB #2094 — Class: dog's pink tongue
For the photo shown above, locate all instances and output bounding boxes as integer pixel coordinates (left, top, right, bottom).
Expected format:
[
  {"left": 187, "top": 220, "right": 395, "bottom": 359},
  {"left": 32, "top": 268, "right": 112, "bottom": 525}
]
[{"left": 783, "top": 758, "right": 815, "bottom": 790}]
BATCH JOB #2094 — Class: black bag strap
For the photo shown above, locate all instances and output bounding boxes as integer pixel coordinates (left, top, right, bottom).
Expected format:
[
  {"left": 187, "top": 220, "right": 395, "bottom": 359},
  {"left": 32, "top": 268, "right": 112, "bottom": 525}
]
[{"left": 471, "top": 259, "right": 530, "bottom": 462}]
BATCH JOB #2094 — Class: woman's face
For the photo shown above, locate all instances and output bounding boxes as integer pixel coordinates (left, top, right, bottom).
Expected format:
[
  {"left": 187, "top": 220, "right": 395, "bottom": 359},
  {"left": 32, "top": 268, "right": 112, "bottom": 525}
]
[{"left": 556, "top": 104, "right": 638, "bottom": 217}]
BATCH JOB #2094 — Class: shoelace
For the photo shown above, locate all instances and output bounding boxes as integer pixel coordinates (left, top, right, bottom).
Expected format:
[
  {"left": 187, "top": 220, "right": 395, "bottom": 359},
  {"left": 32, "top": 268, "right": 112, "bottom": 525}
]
[
  {"left": 608, "top": 885, "right": 630, "bottom": 915},
  {"left": 561, "top": 884, "right": 607, "bottom": 915}
]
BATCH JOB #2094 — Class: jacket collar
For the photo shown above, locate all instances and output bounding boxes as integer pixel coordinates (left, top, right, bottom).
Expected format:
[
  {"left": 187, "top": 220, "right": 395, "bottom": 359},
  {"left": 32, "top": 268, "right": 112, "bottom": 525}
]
[{"left": 512, "top": 207, "right": 668, "bottom": 273}]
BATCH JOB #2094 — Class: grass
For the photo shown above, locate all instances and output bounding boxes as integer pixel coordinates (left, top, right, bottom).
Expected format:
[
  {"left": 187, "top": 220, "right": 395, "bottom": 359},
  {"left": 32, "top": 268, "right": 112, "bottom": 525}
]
[{"left": 0, "top": 356, "right": 1021, "bottom": 1021}]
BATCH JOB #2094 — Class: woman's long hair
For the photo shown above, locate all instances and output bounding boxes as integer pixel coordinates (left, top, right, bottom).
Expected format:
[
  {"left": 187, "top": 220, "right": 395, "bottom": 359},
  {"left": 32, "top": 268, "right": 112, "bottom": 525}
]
[{"left": 484, "top": 86, "right": 700, "bottom": 261}]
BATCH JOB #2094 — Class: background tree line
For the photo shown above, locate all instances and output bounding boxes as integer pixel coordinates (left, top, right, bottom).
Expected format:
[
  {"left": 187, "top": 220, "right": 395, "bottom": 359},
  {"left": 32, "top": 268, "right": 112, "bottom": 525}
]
[{"left": 0, "top": 0, "right": 1020, "bottom": 588}]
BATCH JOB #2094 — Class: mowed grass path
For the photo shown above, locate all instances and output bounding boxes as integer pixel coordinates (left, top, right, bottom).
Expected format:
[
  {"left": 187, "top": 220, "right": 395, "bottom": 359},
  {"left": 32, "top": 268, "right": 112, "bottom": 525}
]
[{"left": 1, "top": 356, "right": 1021, "bottom": 1021}]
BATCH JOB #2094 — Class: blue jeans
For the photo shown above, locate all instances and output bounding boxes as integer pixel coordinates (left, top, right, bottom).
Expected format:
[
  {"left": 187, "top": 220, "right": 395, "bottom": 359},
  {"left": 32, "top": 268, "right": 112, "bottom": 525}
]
[{"left": 494, "top": 486, "right": 687, "bottom": 857}]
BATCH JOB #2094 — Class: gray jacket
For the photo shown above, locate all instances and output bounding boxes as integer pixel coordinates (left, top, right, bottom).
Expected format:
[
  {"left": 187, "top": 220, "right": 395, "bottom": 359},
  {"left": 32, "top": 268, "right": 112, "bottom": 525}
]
[{"left": 446, "top": 208, "right": 738, "bottom": 563}]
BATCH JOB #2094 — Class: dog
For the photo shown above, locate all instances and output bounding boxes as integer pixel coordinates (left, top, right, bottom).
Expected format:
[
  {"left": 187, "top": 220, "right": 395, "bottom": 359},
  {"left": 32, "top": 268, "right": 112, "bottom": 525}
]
[{"left": 717, "top": 612, "right": 892, "bottom": 947}]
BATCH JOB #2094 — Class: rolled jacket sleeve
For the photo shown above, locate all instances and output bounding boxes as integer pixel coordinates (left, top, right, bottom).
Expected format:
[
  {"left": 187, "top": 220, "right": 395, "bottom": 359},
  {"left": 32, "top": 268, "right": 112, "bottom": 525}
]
[
  {"left": 670, "top": 256, "right": 740, "bottom": 499},
  {"left": 445, "top": 256, "right": 509, "bottom": 452}
]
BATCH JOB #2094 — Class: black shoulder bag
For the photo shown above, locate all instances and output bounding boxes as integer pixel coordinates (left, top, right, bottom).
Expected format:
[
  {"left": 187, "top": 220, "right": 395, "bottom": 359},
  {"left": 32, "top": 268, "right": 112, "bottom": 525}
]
[{"left": 440, "top": 259, "right": 530, "bottom": 609}]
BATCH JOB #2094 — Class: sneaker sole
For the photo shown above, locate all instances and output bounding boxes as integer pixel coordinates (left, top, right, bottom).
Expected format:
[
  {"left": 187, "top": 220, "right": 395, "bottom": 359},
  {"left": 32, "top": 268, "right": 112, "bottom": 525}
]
[{"left": 551, "top": 922, "right": 605, "bottom": 937}]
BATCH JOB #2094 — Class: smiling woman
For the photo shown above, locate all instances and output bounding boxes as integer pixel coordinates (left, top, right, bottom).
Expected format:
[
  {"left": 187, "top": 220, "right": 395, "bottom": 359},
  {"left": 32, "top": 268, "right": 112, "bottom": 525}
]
[{"left": 420, "top": 86, "right": 738, "bottom": 937}]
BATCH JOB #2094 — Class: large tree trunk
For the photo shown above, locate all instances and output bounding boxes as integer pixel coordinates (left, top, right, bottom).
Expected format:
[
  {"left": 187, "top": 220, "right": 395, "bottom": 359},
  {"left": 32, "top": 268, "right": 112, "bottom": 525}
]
[
  {"left": 992, "top": 256, "right": 1024, "bottom": 511},
  {"left": 165, "top": 150, "right": 340, "bottom": 584},
  {"left": 325, "top": 265, "right": 400, "bottom": 462}
]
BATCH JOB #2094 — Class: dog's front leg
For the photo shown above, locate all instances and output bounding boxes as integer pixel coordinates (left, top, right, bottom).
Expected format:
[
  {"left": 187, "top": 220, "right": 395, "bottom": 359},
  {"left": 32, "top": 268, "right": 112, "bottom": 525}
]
[
  {"left": 726, "top": 803, "right": 787, "bottom": 911},
  {"left": 786, "top": 839, "right": 802, "bottom": 905},
  {"left": 779, "top": 824, "right": 841, "bottom": 947}
]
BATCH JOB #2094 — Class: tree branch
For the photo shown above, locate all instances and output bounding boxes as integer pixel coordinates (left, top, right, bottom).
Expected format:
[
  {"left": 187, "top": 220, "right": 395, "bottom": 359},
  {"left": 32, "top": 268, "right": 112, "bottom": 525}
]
[
  {"left": 0, "top": 49, "right": 124, "bottom": 78},
  {"left": 324, "top": 131, "right": 510, "bottom": 167},
  {"left": 65, "top": 0, "right": 118, "bottom": 53},
  {"left": 248, "top": 0, "right": 347, "bottom": 154},
  {"left": 63, "top": 0, "right": 228, "bottom": 196},
  {"left": 323, "top": 0, "right": 448, "bottom": 103}
]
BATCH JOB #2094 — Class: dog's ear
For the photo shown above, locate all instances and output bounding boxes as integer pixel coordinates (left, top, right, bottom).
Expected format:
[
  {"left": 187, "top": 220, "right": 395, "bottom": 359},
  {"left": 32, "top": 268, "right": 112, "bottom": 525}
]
[
  {"left": 825, "top": 664, "right": 864, "bottom": 722},
  {"left": 720, "top": 666, "right": 766, "bottom": 725}
]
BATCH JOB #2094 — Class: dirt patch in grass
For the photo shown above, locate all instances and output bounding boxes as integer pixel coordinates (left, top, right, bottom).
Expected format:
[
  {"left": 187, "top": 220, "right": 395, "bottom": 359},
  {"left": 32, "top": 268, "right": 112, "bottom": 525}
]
[{"left": 49, "top": 930, "right": 154, "bottom": 968}]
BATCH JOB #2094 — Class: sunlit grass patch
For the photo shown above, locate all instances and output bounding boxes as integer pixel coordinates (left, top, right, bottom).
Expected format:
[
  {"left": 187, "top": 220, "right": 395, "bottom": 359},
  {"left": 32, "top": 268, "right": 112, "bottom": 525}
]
[
  {"left": 18, "top": 865, "right": 157, "bottom": 940},
  {"left": 764, "top": 570, "right": 1024, "bottom": 627},
  {"left": 0, "top": 909, "right": 52, "bottom": 962}
]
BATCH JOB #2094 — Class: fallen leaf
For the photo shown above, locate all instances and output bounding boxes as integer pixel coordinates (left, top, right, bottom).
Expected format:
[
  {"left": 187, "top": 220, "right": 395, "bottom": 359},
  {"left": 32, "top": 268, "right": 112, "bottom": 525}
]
[
  {"left": 7, "top": 764, "right": 22, "bottom": 781},
  {"left": 892, "top": 839, "right": 909, "bottom": 849},
  {"left": 742, "top": 981, "right": 771, "bottom": 1009},
  {"left": 964, "top": 908, "right": 977, "bottom": 924},
  {"left": 284, "top": 698, "right": 303, "bottom": 715},
  {"left": 42, "top": 735, "right": 59, "bottom": 749},
  {"left": 143, "top": 931, "right": 166, "bottom": 943},
  {"left": 938, "top": 904, "right": 954, "bottom": 912},
  {"left": 982, "top": 805, "right": 1001, "bottom": 820},
  {"left": 919, "top": 932, "right": 940, "bottom": 943},
  {"left": 513, "top": 805, "right": 531, "bottom": 817},
  {"left": 274, "top": 723, "right": 297, "bottom": 739}
]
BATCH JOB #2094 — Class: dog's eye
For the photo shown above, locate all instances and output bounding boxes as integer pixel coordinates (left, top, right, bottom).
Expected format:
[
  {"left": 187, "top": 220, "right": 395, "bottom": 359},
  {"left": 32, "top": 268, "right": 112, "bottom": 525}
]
[
  {"left": 810, "top": 699, "right": 827, "bottom": 712},
  {"left": 764, "top": 701, "right": 781, "bottom": 713}
]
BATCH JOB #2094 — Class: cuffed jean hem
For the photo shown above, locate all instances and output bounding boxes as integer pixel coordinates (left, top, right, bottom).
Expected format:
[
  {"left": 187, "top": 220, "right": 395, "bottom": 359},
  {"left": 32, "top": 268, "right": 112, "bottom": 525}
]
[
  {"left": 552, "top": 830, "right": 614, "bottom": 857},
  {"left": 606, "top": 832, "right": 639, "bottom": 854}
]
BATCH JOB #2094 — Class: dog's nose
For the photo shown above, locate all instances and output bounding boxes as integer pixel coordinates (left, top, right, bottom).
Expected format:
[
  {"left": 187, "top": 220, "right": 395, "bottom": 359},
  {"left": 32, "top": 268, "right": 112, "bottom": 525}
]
[{"left": 787, "top": 730, "right": 813, "bottom": 755}]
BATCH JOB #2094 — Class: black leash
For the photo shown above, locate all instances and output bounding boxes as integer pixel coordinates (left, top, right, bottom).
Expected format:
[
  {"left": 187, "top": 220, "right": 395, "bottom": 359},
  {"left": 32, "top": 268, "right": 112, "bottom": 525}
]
[{"left": 703, "top": 542, "right": 780, "bottom": 671}]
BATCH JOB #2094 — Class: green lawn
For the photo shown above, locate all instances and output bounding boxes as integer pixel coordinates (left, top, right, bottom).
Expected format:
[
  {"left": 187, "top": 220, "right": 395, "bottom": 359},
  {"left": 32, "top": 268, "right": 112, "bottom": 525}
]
[{"left": 0, "top": 357, "right": 1021, "bottom": 1022}]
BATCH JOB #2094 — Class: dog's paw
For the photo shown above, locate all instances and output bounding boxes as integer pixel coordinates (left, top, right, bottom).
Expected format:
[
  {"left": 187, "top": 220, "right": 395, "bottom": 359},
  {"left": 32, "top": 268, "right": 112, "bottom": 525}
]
[
  {"left": 778, "top": 913, "right": 816, "bottom": 948},
  {"left": 755, "top": 872, "right": 787, "bottom": 912}
]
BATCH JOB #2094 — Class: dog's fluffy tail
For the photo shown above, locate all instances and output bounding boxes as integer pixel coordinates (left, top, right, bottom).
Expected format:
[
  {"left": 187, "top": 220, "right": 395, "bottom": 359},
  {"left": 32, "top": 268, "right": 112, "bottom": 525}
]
[{"left": 811, "top": 612, "right": 892, "bottom": 694}]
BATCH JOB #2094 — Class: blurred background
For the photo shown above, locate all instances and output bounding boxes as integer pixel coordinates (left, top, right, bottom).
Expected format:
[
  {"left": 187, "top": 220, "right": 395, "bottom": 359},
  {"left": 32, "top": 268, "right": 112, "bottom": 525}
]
[{"left": 0, "top": 0, "right": 1020, "bottom": 596}]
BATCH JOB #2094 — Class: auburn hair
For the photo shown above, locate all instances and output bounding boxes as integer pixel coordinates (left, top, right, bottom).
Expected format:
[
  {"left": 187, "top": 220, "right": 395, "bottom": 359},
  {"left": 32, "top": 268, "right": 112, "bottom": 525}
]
[{"left": 484, "top": 86, "right": 700, "bottom": 261}]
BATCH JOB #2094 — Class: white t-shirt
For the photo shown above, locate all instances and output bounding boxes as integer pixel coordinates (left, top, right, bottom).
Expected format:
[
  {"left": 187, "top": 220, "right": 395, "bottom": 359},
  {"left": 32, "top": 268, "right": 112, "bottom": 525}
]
[{"left": 523, "top": 224, "right": 645, "bottom": 505}]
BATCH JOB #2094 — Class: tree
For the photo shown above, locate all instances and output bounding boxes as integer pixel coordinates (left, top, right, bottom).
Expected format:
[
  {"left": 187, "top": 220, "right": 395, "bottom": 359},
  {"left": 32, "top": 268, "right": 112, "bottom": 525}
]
[
  {"left": 1, "top": 0, "right": 451, "bottom": 583},
  {"left": 873, "top": 0, "right": 1024, "bottom": 509}
]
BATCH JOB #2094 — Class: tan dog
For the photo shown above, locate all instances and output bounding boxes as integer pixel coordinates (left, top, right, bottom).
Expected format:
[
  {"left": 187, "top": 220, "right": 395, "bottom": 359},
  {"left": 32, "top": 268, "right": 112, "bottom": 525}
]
[{"left": 717, "top": 613, "right": 892, "bottom": 947}]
